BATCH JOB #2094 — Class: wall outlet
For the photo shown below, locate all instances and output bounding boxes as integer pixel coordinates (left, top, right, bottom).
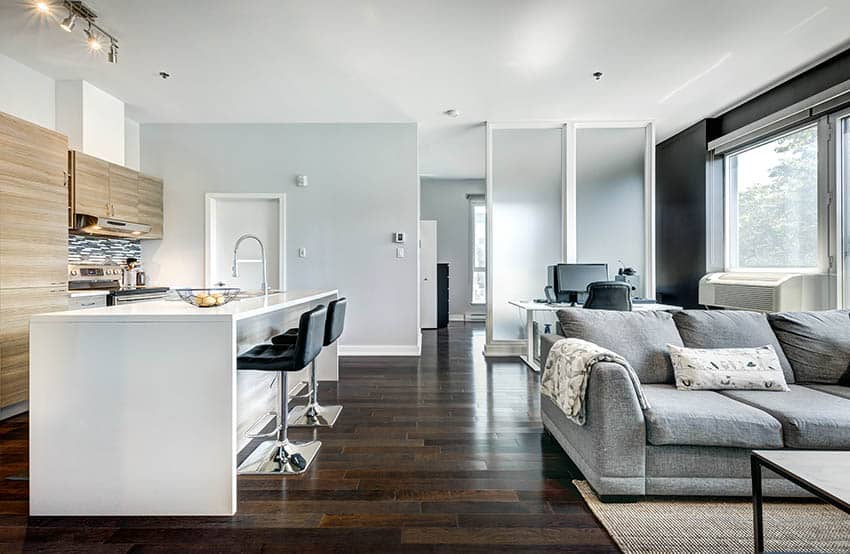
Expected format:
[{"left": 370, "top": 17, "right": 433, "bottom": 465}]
[
  {"left": 298, "top": 247, "right": 307, "bottom": 258},
  {"left": 396, "top": 246, "right": 405, "bottom": 259}
]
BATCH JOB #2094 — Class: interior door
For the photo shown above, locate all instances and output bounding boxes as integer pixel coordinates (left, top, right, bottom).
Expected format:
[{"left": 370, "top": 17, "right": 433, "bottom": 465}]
[
  {"left": 72, "top": 151, "right": 110, "bottom": 219},
  {"left": 420, "top": 220, "right": 437, "bottom": 329},
  {"left": 108, "top": 163, "right": 139, "bottom": 221}
]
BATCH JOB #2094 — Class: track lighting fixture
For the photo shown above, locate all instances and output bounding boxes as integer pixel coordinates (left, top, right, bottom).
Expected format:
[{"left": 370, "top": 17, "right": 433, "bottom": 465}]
[{"left": 41, "top": 1, "right": 119, "bottom": 63}]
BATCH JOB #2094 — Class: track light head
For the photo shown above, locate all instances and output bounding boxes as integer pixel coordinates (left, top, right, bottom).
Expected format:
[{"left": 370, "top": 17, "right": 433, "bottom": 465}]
[
  {"left": 85, "top": 25, "right": 101, "bottom": 50},
  {"left": 60, "top": 11, "right": 76, "bottom": 31},
  {"left": 35, "top": 2, "right": 50, "bottom": 14},
  {"left": 107, "top": 42, "right": 118, "bottom": 64}
]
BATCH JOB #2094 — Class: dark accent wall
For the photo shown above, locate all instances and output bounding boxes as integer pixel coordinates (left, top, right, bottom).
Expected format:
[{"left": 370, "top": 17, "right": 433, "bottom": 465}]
[
  {"left": 656, "top": 47, "right": 850, "bottom": 306},
  {"left": 718, "top": 48, "right": 850, "bottom": 135},
  {"left": 656, "top": 120, "right": 719, "bottom": 308}
]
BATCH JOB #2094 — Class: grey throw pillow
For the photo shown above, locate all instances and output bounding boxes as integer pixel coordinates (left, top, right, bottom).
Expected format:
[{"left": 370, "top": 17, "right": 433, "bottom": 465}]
[
  {"left": 672, "top": 310, "right": 794, "bottom": 384},
  {"left": 668, "top": 344, "right": 790, "bottom": 391},
  {"left": 555, "top": 309, "right": 683, "bottom": 384},
  {"left": 767, "top": 310, "right": 850, "bottom": 385}
]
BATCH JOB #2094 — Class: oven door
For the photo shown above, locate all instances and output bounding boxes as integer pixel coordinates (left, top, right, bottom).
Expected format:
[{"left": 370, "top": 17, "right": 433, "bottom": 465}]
[{"left": 110, "top": 292, "right": 168, "bottom": 305}]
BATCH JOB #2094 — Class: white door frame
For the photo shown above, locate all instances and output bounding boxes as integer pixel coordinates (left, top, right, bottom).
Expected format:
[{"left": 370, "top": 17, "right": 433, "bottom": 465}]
[
  {"left": 484, "top": 120, "right": 656, "bottom": 354},
  {"left": 204, "top": 193, "right": 287, "bottom": 291}
]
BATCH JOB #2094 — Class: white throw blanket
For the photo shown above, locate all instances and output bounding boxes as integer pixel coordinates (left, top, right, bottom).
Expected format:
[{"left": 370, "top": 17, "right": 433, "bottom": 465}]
[{"left": 541, "top": 338, "right": 650, "bottom": 426}]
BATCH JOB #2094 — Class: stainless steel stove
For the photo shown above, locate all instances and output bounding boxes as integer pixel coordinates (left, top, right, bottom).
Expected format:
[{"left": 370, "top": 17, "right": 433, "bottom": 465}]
[{"left": 68, "top": 264, "right": 169, "bottom": 305}]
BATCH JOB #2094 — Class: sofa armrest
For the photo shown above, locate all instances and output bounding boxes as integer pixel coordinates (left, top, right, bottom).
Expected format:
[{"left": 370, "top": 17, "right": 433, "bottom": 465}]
[
  {"left": 540, "top": 333, "right": 562, "bottom": 368},
  {"left": 542, "top": 360, "right": 646, "bottom": 496}
]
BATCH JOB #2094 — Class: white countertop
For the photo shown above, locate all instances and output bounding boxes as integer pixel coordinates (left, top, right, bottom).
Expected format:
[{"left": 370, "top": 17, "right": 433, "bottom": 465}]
[
  {"left": 68, "top": 290, "right": 110, "bottom": 298},
  {"left": 36, "top": 289, "right": 338, "bottom": 323}
]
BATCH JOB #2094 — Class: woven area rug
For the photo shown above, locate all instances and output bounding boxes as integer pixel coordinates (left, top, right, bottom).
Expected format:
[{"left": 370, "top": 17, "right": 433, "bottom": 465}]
[{"left": 574, "top": 480, "right": 850, "bottom": 554}]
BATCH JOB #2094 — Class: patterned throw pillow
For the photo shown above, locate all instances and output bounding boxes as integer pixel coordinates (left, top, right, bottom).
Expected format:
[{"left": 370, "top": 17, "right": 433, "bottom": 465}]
[{"left": 668, "top": 344, "right": 790, "bottom": 392}]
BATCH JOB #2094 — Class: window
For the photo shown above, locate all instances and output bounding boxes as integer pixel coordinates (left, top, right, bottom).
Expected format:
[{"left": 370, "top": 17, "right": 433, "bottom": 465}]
[
  {"left": 726, "top": 125, "right": 818, "bottom": 270},
  {"left": 470, "top": 198, "right": 486, "bottom": 304}
]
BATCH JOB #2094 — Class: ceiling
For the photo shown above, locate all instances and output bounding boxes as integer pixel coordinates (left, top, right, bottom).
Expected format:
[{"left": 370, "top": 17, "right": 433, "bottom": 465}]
[{"left": 2, "top": 0, "right": 849, "bottom": 178}]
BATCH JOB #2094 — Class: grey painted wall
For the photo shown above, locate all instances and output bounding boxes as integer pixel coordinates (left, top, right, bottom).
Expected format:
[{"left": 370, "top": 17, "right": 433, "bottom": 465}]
[
  {"left": 420, "top": 177, "right": 486, "bottom": 318},
  {"left": 140, "top": 123, "right": 419, "bottom": 352},
  {"left": 575, "top": 127, "right": 646, "bottom": 289}
]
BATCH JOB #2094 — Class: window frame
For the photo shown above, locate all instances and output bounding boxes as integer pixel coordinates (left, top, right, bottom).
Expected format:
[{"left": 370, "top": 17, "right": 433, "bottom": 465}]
[
  {"left": 722, "top": 122, "right": 826, "bottom": 274},
  {"left": 469, "top": 196, "right": 486, "bottom": 305}
]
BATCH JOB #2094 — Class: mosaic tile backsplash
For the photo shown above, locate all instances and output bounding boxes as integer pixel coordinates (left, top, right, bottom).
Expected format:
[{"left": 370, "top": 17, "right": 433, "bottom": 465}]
[{"left": 68, "top": 234, "right": 142, "bottom": 264}]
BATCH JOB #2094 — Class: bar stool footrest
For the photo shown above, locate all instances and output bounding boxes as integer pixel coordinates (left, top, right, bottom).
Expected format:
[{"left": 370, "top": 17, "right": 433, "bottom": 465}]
[
  {"left": 288, "top": 404, "right": 342, "bottom": 428},
  {"left": 245, "top": 411, "right": 280, "bottom": 439},
  {"left": 237, "top": 439, "right": 321, "bottom": 475}
]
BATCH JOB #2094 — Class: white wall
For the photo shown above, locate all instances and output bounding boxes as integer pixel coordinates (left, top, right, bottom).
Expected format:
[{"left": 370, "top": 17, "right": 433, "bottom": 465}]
[
  {"left": 420, "top": 177, "right": 485, "bottom": 318},
  {"left": 140, "top": 123, "right": 420, "bottom": 354},
  {"left": 0, "top": 53, "right": 55, "bottom": 129},
  {"left": 124, "top": 118, "right": 140, "bottom": 171},
  {"left": 575, "top": 127, "right": 646, "bottom": 285},
  {"left": 56, "top": 80, "right": 125, "bottom": 165}
]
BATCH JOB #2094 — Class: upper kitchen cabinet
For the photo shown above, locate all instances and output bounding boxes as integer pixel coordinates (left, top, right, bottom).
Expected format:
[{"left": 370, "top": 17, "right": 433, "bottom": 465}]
[
  {"left": 0, "top": 112, "right": 69, "bottom": 289},
  {"left": 70, "top": 151, "right": 110, "bottom": 220},
  {"left": 69, "top": 151, "right": 164, "bottom": 239},
  {"left": 139, "top": 174, "right": 164, "bottom": 239},
  {"left": 107, "top": 163, "right": 139, "bottom": 222}
]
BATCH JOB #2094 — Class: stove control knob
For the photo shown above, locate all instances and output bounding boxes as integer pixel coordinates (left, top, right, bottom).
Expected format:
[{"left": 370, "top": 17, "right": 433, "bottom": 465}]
[{"left": 70, "top": 270, "right": 78, "bottom": 276}]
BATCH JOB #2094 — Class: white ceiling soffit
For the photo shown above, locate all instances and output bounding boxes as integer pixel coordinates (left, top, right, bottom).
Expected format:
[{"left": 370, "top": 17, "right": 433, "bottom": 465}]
[{"left": 2, "top": 0, "right": 849, "bottom": 178}]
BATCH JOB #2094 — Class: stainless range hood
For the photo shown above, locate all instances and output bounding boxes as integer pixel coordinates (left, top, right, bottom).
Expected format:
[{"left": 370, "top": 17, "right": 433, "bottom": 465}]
[{"left": 72, "top": 214, "right": 152, "bottom": 238}]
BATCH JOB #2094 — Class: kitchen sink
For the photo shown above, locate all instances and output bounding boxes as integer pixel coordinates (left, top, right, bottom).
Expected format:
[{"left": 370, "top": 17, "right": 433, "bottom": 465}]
[{"left": 234, "top": 290, "right": 284, "bottom": 299}]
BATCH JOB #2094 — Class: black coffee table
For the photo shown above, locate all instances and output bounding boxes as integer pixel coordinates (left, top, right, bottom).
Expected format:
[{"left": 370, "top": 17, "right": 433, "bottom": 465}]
[{"left": 751, "top": 450, "right": 850, "bottom": 553}]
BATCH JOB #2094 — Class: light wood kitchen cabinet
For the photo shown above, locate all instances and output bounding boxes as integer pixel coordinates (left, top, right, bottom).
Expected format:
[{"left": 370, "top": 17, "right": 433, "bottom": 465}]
[
  {"left": 0, "top": 287, "right": 68, "bottom": 408},
  {"left": 70, "top": 151, "right": 110, "bottom": 220},
  {"left": 138, "top": 174, "right": 164, "bottom": 239},
  {"left": 108, "top": 163, "right": 139, "bottom": 221},
  {"left": 0, "top": 112, "right": 68, "bottom": 289}
]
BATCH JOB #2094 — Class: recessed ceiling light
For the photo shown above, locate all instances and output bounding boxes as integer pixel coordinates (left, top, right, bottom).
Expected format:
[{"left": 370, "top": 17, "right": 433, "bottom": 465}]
[
  {"left": 592, "top": 71, "right": 604, "bottom": 81},
  {"left": 159, "top": 71, "right": 171, "bottom": 80},
  {"left": 444, "top": 108, "right": 461, "bottom": 118}
]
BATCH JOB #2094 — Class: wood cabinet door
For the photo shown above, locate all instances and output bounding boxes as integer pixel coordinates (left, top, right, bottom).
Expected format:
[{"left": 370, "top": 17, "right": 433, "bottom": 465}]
[
  {"left": 108, "top": 163, "right": 139, "bottom": 222},
  {"left": 0, "top": 287, "right": 67, "bottom": 408},
  {"left": 72, "top": 151, "right": 110, "bottom": 219},
  {"left": 138, "top": 174, "right": 164, "bottom": 239},
  {"left": 0, "top": 112, "right": 69, "bottom": 289}
]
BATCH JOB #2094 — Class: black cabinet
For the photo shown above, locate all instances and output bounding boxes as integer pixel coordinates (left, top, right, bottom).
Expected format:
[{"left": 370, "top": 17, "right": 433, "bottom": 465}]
[{"left": 437, "top": 263, "right": 449, "bottom": 328}]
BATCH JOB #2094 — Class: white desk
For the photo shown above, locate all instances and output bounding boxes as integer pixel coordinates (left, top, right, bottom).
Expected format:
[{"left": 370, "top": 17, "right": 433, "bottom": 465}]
[{"left": 508, "top": 300, "right": 683, "bottom": 372}]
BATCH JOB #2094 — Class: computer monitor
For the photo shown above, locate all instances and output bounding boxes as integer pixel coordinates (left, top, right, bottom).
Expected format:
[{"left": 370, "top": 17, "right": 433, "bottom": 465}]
[{"left": 555, "top": 263, "right": 608, "bottom": 305}]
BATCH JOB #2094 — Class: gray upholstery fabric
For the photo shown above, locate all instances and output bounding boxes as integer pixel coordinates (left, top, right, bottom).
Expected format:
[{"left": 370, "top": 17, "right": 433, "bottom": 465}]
[
  {"left": 802, "top": 384, "right": 850, "bottom": 400},
  {"left": 673, "top": 310, "right": 794, "bottom": 383},
  {"left": 720, "top": 385, "right": 850, "bottom": 448},
  {"left": 767, "top": 310, "right": 850, "bottom": 385},
  {"left": 642, "top": 385, "right": 783, "bottom": 448},
  {"left": 555, "top": 310, "right": 682, "bottom": 384},
  {"left": 540, "top": 333, "right": 561, "bottom": 370},
  {"left": 645, "top": 446, "right": 810, "bottom": 497},
  {"left": 541, "top": 361, "right": 646, "bottom": 496}
]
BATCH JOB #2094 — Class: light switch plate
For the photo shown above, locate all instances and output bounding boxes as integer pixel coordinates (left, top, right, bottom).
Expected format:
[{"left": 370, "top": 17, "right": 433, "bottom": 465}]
[{"left": 396, "top": 246, "right": 405, "bottom": 259}]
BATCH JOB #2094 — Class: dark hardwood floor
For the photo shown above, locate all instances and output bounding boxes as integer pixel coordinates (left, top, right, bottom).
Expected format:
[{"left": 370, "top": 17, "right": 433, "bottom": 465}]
[{"left": 0, "top": 322, "right": 618, "bottom": 553}]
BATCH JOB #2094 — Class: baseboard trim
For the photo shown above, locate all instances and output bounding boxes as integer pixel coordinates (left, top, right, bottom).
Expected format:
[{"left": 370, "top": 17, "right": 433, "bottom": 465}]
[
  {"left": 483, "top": 341, "right": 525, "bottom": 357},
  {"left": 0, "top": 400, "right": 28, "bottom": 421},
  {"left": 339, "top": 344, "right": 421, "bottom": 356},
  {"left": 449, "top": 313, "right": 465, "bottom": 322}
]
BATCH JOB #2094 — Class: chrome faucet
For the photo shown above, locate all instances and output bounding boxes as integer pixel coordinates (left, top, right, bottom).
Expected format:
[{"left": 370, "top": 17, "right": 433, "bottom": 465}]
[{"left": 231, "top": 233, "right": 269, "bottom": 295}]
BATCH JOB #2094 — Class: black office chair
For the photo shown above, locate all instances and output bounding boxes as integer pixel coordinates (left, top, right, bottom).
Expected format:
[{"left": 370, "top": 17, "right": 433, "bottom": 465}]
[
  {"left": 271, "top": 297, "right": 346, "bottom": 427},
  {"left": 236, "top": 304, "right": 327, "bottom": 474},
  {"left": 584, "top": 281, "right": 632, "bottom": 311}
]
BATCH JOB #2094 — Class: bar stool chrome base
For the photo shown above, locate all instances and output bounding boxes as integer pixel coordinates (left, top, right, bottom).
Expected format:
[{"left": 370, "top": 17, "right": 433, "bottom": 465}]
[
  {"left": 288, "top": 403, "right": 343, "bottom": 428},
  {"left": 237, "top": 439, "right": 321, "bottom": 475}
]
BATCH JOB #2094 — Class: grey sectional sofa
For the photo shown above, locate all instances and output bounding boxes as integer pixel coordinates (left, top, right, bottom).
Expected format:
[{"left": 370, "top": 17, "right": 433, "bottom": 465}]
[{"left": 539, "top": 309, "right": 850, "bottom": 500}]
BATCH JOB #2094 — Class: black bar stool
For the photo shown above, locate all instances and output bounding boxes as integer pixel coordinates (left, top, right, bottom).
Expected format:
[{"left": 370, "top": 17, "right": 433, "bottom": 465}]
[
  {"left": 271, "top": 297, "right": 346, "bottom": 427},
  {"left": 237, "top": 304, "right": 327, "bottom": 474}
]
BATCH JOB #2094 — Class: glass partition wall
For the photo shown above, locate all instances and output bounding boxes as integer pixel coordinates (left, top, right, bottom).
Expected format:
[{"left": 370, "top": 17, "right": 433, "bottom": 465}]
[{"left": 485, "top": 121, "right": 655, "bottom": 356}]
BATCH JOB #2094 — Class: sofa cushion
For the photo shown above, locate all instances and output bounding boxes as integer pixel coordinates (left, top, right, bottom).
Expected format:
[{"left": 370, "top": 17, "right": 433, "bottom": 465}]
[
  {"left": 767, "top": 310, "right": 850, "bottom": 385},
  {"left": 803, "top": 384, "right": 850, "bottom": 400},
  {"left": 720, "top": 385, "right": 850, "bottom": 448},
  {"left": 556, "top": 309, "right": 682, "bottom": 384},
  {"left": 642, "top": 385, "right": 783, "bottom": 448},
  {"left": 673, "top": 310, "right": 794, "bottom": 383}
]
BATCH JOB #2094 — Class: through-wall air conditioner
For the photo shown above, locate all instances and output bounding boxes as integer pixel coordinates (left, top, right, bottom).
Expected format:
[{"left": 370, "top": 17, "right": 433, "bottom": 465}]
[{"left": 698, "top": 272, "right": 830, "bottom": 312}]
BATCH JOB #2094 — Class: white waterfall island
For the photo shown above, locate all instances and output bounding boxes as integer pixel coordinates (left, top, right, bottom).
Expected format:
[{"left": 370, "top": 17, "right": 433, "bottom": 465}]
[{"left": 29, "top": 289, "right": 338, "bottom": 516}]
